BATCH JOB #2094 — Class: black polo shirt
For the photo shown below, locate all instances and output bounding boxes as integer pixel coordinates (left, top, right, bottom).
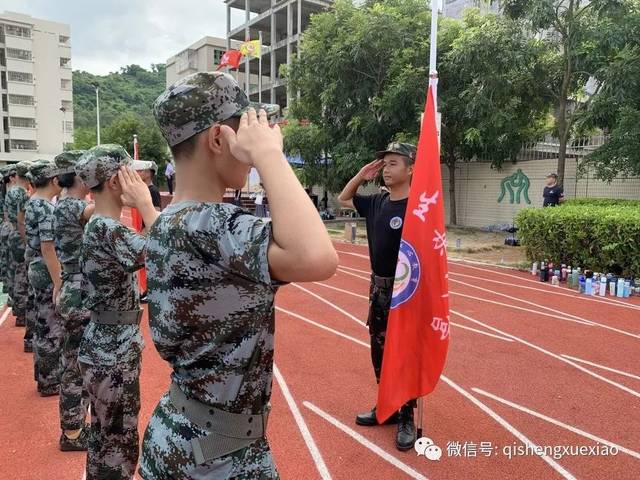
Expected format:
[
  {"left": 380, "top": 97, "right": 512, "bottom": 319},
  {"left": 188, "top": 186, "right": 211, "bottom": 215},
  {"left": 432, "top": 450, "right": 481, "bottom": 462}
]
[
  {"left": 543, "top": 184, "right": 564, "bottom": 207},
  {"left": 353, "top": 193, "right": 408, "bottom": 278}
]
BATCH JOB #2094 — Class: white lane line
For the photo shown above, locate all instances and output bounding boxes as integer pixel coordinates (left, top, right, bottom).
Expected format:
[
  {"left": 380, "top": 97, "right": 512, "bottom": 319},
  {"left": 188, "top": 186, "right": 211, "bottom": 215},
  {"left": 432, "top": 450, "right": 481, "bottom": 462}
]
[
  {"left": 448, "top": 260, "right": 640, "bottom": 311},
  {"left": 0, "top": 307, "right": 11, "bottom": 327},
  {"left": 472, "top": 388, "right": 640, "bottom": 460},
  {"left": 450, "top": 278, "right": 640, "bottom": 339},
  {"left": 336, "top": 250, "right": 370, "bottom": 260},
  {"left": 337, "top": 268, "right": 370, "bottom": 282},
  {"left": 451, "top": 310, "right": 640, "bottom": 399},
  {"left": 441, "top": 377, "right": 576, "bottom": 480},
  {"left": 451, "top": 322, "right": 513, "bottom": 342},
  {"left": 315, "top": 282, "right": 368, "bottom": 300},
  {"left": 282, "top": 303, "right": 573, "bottom": 480},
  {"left": 276, "top": 307, "right": 369, "bottom": 347},
  {"left": 559, "top": 355, "right": 640, "bottom": 381},
  {"left": 339, "top": 265, "right": 370, "bottom": 275},
  {"left": 303, "top": 402, "right": 429, "bottom": 480},
  {"left": 80, "top": 472, "right": 86, "bottom": 480},
  {"left": 273, "top": 364, "right": 332, "bottom": 480},
  {"left": 291, "top": 284, "right": 364, "bottom": 326}
]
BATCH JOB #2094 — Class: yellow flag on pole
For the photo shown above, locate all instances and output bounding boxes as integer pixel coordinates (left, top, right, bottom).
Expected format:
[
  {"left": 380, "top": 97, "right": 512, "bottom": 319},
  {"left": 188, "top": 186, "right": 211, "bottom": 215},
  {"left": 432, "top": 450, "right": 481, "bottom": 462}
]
[{"left": 240, "top": 40, "right": 261, "bottom": 58}]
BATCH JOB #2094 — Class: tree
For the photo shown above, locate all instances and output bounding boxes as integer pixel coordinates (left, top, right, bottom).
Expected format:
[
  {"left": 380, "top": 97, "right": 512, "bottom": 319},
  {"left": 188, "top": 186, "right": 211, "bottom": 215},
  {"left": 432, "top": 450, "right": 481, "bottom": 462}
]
[
  {"left": 282, "top": 120, "right": 328, "bottom": 189},
  {"left": 287, "top": 0, "right": 552, "bottom": 224},
  {"left": 501, "top": 0, "right": 625, "bottom": 186}
]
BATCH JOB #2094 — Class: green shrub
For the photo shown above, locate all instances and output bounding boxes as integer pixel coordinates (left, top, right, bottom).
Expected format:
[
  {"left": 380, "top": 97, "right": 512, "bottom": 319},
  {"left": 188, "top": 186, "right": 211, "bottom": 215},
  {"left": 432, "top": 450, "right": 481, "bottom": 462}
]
[
  {"left": 563, "top": 198, "right": 640, "bottom": 207},
  {"left": 516, "top": 205, "right": 640, "bottom": 277}
]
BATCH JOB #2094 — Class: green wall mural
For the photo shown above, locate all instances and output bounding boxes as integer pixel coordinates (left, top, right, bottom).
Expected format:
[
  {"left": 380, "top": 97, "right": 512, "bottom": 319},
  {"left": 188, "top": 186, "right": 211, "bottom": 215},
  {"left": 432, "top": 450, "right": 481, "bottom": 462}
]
[{"left": 498, "top": 169, "right": 531, "bottom": 204}]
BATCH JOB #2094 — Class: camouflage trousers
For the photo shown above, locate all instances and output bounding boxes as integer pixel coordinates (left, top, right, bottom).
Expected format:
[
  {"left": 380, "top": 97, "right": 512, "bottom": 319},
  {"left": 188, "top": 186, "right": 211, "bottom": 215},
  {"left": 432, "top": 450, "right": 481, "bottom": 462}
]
[
  {"left": 7, "top": 229, "right": 27, "bottom": 324},
  {"left": 367, "top": 277, "right": 394, "bottom": 383},
  {"left": 80, "top": 356, "right": 141, "bottom": 480},
  {"left": 0, "top": 221, "right": 10, "bottom": 293},
  {"left": 29, "top": 261, "right": 62, "bottom": 394},
  {"left": 57, "top": 275, "right": 90, "bottom": 430},
  {"left": 139, "top": 393, "right": 278, "bottom": 480}
]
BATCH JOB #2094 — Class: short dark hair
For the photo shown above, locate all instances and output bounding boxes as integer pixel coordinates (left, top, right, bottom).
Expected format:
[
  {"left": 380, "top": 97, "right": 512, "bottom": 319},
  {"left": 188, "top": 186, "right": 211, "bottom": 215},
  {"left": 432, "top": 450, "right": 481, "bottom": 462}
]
[
  {"left": 57, "top": 172, "right": 76, "bottom": 189},
  {"left": 91, "top": 183, "right": 104, "bottom": 193},
  {"left": 169, "top": 117, "right": 241, "bottom": 161},
  {"left": 31, "top": 177, "right": 51, "bottom": 189}
]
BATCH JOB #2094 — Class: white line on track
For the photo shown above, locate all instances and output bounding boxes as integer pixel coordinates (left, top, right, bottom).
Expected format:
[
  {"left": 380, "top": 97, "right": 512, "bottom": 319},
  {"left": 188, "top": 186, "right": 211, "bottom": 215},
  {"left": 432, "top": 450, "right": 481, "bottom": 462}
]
[
  {"left": 273, "top": 364, "right": 332, "bottom": 479},
  {"left": 337, "top": 268, "right": 370, "bottom": 281},
  {"left": 451, "top": 310, "right": 640, "bottom": 399},
  {"left": 0, "top": 307, "right": 11, "bottom": 327},
  {"left": 471, "top": 387, "right": 640, "bottom": 460},
  {"left": 559, "top": 355, "right": 640, "bottom": 381},
  {"left": 291, "top": 284, "right": 364, "bottom": 326},
  {"left": 276, "top": 307, "right": 370, "bottom": 347},
  {"left": 315, "top": 282, "right": 368, "bottom": 300},
  {"left": 303, "top": 402, "right": 429, "bottom": 480},
  {"left": 339, "top": 265, "right": 370, "bottom": 275},
  {"left": 451, "top": 322, "right": 513, "bottom": 342},
  {"left": 281, "top": 304, "right": 574, "bottom": 479},
  {"left": 336, "top": 250, "right": 370, "bottom": 260},
  {"left": 80, "top": 472, "right": 86, "bottom": 480}
]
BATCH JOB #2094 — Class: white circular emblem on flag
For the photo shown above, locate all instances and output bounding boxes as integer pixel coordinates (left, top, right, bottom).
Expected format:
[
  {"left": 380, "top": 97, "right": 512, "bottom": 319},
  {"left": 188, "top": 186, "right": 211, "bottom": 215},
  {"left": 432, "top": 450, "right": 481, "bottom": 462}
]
[
  {"left": 391, "top": 240, "right": 421, "bottom": 309},
  {"left": 389, "top": 216, "right": 403, "bottom": 230}
]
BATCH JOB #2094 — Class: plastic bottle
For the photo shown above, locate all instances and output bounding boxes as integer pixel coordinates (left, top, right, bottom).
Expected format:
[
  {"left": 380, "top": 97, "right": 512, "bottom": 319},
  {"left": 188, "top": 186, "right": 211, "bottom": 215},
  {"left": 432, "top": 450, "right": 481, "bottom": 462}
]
[
  {"left": 599, "top": 276, "right": 607, "bottom": 296},
  {"left": 609, "top": 276, "right": 617, "bottom": 296},
  {"left": 579, "top": 275, "right": 586, "bottom": 294},
  {"left": 532, "top": 262, "right": 538, "bottom": 276},
  {"left": 540, "top": 261, "right": 548, "bottom": 282},
  {"left": 585, "top": 277, "right": 592, "bottom": 295},
  {"left": 567, "top": 267, "right": 573, "bottom": 287},
  {"left": 551, "top": 275, "right": 559, "bottom": 286},
  {"left": 561, "top": 265, "right": 567, "bottom": 282},
  {"left": 617, "top": 278, "right": 625, "bottom": 298},
  {"left": 592, "top": 273, "right": 599, "bottom": 295},
  {"left": 624, "top": 280, "right": 631, "bottom": 298}
]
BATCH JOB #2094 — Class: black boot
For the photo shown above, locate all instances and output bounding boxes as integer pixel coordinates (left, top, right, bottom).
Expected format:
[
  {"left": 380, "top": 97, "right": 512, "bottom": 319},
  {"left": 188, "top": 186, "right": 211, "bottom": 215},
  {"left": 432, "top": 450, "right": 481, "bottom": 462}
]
[
  {"left": 396, "top": 405, "right": 416, "bottom": 451},
  {"left": 355, "top": 407, "right": 399, "bottom": 426}
]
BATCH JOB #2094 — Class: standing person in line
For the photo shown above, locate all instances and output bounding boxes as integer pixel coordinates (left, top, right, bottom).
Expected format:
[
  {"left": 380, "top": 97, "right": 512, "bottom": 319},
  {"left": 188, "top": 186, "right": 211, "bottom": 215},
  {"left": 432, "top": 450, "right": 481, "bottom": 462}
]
[
  {"left": 542, "top": 172, "right": 564, "bottom": 207},
  {"left": 133, "top": 160, "right": 162, "bottom": 212},
  {"left": 337, "top": 142, "right": 418, "bottom": 451},
  {"left": 0, "top": 166, "right": 15, "bottom": 300},
  {"left": 53, "top": 150, "right": 94, "bottom": 451},
  {"left": 75, "top": 145, "right": 160, "bottom": 480},
  {"left": 254, "top": 182, "right": 267, "bottom": 217},
  {"left": 24, "top": 160, "right": 64, "bottom": 396},
  {"left": 5, "top": 162, "right": 32, "bottom": 341},
  {"left": 165, "top": 160, "right": 175, "bottom": 195},
  {"left": 139, "top": 72, "right": 337, "bottom": 479}
]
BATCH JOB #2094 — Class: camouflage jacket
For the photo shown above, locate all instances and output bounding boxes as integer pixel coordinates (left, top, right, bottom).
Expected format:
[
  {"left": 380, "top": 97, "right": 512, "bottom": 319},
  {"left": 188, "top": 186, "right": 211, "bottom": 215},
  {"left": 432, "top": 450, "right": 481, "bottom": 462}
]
[
  {"left": 25, "top": 197, "right": 55, "bottom": 266},
  {"left": 53, "top": 197, "right": 89, "bottom": 269},
  {"left": 78, "top": 214, "right": 146, "bottom": 366},
  {"left": 5, "top": 186, "right": 28, "bottom": 226},
  {"left": 146, "top": 201, "right": 279, "bottom": 415}
]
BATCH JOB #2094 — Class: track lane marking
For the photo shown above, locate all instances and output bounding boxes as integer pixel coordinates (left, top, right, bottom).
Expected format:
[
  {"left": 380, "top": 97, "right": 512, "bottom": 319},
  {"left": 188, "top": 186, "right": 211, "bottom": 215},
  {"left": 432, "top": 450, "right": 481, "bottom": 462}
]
[
  {"left": 276, "top": 307, "right": 369, "bottom": 347},
  {"left": 559, "top": 355, "right": 640, "bottom": 381},
  {"left": 291, "top": 284, "right": 364, "bottom": 326},
  {"left": 273, "top": 364, "right": 332, "bottom": 480},
  {"left": 471, "top": 387, "right": 640, "bottom": 460},
  {"left": 0, "top": 307, "right": 11, "bottom": 327}
]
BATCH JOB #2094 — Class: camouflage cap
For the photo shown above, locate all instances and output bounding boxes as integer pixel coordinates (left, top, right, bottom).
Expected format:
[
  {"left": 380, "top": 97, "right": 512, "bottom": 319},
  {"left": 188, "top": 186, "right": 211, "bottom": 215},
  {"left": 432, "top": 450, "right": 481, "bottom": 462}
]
[
  {"left": 131, "top": 159, "right": 157, "bottom": 173},
  {"left": 75, "top": 144, "right": 133, "bottom": 189},
  {"left": 27, "top": 159, "right": 58, "bottom": 184},
  {"left": 153, "top": 71, "right": 280, "bottom": 147},
  {"left": 54, "top": 150, "right": 86, "bottom": 175},
  {"left": 15, "top": 161, "right": 32, "bottom": 178},
  {"left": 376, "top": 142, "right": 417, "bottom": 162},
  {"left": 1, "top": 164, "right": 16, "bottom": 179}
]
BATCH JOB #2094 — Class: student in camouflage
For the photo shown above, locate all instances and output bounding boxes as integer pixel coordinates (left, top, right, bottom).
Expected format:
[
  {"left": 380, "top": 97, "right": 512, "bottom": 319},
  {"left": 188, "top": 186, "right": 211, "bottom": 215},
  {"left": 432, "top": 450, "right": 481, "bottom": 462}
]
[
  {"left": 75, "top": 144, "right": 159, "bottom": 480},
  {"left": 25, "top": 159, "right": 64, "bottom": 396},
  {"left": 139, "top": 71, "right": 338, "bottom": 479},
  {"left": 5, "top": 162, "right": 31, "bottom": 338},
  {"left": 53, "top": 150, "right": 93, "bottom": 451},
  {"left": 0, "top": 166, "right": 14, "bottom": 296}
]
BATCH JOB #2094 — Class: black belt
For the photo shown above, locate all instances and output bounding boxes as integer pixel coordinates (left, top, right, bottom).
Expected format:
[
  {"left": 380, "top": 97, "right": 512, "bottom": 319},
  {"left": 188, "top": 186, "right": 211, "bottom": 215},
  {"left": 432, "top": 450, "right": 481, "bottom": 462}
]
[
  {"left": 372, "top": 274, "right": 394, "bottom": 288},
  {"left": 90, "top": 309, "right": 142, "bottom": 325},
  {"left": 62, "top": 263, "right": 81, "bottom": 274}
]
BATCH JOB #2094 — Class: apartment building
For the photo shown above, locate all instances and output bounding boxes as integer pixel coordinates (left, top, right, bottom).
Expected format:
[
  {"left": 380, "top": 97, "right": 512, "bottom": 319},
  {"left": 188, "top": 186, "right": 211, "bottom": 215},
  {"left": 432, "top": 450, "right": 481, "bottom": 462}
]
[
  {"left": 225, "top": 0, "right": 333, "bottom": 110},
  {"left": 0, "top": 11, "right": 73, "bottom": 164}
]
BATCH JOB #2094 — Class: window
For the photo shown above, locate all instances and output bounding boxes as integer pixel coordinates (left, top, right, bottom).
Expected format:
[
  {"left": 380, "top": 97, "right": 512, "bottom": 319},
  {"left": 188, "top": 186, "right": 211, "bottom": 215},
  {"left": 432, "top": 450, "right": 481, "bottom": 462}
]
[
  {"left": 60, "top": 57, "right": 71, "bottom": 68},
  {"left": 4, "top": 139, "right": 10, "bottom": 153},
  {"left": 61, "top": 100, "right": 73, "bottom": 110},
  {"left": 214, "top": 49, "right": 225, "bottom": 65},
  {"left": 61, "top": 79, "right": 72, "bottom": 90},
  {"left": 2, "top": 94, "right": 7, "bottom": 111},
  {"left": 6, "top": 48, "right": 32, "bottom": 61},
  {"left": 61, "top": 120, "right": 73, "bottom": 132},
  {"left": 4, "top": 25, "right": 31, "bottom": 38},
  {"left": 59, "top": 35, "right": 70, "bottom": 45},
  {"left": 10, "top": 139, "right": 37, "bottom": 151},
  {"left": 8, "top": 94, "right": 34, "bottom": 106},
  {"left": 1, "top": 72, "right": 6, "bottom": 90},
  {"left": 3, "top": 117, "right": 8, "bottom": 134},
  {"left": 10, "top": 117, "right": 36, "bottom": 128},
  {"left": 7, "top": 71, "right": 33, "bottom": 83}
]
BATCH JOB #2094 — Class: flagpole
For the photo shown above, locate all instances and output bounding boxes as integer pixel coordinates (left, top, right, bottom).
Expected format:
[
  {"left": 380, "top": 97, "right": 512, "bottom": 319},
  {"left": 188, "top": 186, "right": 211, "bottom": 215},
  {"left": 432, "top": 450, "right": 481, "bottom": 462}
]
[{"left": 258, "top": 31, "right": 263, "bottom": 103}]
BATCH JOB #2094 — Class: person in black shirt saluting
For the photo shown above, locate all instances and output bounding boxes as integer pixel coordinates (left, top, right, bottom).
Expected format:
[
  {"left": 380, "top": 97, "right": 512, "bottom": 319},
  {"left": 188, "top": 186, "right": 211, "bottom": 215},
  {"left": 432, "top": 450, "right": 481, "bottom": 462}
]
[
  {"left": 543, "top": 172, "right": 564, "bottom": 207},
  {"left": 338, "top": 141, "right": 417, "bottom": 451}
]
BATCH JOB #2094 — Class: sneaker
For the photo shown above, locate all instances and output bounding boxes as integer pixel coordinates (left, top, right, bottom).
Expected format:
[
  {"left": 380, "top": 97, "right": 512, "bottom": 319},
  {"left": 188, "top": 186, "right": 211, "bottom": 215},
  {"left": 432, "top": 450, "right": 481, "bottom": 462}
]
[{"left": 59, "top": 427, "right": 89, "bottom": 452}]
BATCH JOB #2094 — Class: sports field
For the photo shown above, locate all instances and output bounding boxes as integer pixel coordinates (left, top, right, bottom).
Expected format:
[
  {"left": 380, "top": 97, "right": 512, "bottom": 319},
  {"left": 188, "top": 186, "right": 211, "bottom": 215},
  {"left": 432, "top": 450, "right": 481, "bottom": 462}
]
[{"left": 1, "top": 212, "right": 639, "bottom": 479}]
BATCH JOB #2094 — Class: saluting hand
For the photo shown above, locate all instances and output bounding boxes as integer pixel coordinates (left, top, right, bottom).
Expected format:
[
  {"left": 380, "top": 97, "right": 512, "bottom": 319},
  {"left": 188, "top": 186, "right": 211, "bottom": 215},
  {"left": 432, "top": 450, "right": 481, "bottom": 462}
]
[
  {"left": 220, "top": 108, "right": 283, "bottom": 167},
  {"left": 357, "top": 159, "right": 384, "bottom": 181},
  {"left": 118, "top": 166, "right": 152, "bottom": 209}
]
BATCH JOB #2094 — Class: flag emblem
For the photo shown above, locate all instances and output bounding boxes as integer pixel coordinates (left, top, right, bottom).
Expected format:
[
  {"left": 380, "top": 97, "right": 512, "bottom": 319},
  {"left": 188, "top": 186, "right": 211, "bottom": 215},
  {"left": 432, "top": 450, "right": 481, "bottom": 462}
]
[
  {"left": 389, "top": 216, "right": 403, "bottom": 230},
  {"left": 391, "top": 240, "right": 421, "bottom": 309}
]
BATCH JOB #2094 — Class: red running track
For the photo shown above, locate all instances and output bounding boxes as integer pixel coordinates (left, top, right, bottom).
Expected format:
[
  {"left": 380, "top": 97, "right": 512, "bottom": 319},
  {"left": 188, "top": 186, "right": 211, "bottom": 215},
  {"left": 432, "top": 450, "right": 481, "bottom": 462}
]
[{"left": 0, "top": 238, "right": 639, "bottom": 479}]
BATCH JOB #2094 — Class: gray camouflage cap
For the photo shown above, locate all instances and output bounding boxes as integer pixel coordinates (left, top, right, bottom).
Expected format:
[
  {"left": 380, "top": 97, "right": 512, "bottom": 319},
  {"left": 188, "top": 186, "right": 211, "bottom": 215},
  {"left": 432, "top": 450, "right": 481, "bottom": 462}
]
[
  {"left": 54, "top": 150, "right": 86, "bottom": 175},
  {"left": 15, "top": 161, "right": 32, "bottom": 178},
  {"left": 28, "top": 159, "right": 58, "bottom": 184},
  {"left": 376, "top": 142, "right": 417, "bottom": 163},
  {"left": 1, "top": 164, "right": 17, "bottom": 179},
  {"left": 153, "top": 71, "right": 280, "bottom": 147},
  {"left": 75, "top": 144, "right": 133, "bottom": 189}
]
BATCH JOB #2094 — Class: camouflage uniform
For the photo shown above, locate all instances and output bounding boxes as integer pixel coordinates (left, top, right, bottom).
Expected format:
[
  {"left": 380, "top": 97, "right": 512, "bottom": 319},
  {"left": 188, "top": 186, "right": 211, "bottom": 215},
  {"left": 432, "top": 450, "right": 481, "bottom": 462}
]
[
  {"left": 76, "top": 145, "right": 146, "bottom": 480},
  {"left": 140, "top": 71, "right": 281, "bottom": 480},
  {"left": 25, "top": 160, "right": 63, "bottom": 394},
  {"left": 0, "top": 169, "right": 8, "bottom": 294},
  {"left": 53, "top": 150, "right": 90, "bottom": 430}
]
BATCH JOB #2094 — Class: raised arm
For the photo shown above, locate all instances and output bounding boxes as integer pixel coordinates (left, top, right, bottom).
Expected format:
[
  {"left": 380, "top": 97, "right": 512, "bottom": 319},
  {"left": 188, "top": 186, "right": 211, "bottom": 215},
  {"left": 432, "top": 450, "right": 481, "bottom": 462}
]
[{"left": 337, "top": 159, "right": 384, "bottom": 209}]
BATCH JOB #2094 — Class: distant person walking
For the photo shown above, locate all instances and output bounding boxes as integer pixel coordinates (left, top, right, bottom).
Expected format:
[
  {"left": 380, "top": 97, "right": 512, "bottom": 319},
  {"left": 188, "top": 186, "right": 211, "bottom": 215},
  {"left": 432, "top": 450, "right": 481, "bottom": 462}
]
[
  {"left": 165, "top": 161, "right": 175, "bottom": 195},
  {"left": 543, "top": 172, "right": 564, "bottom": 207},
  {"left": 255, "top": 183, "right": 268, "bottom": 217}
]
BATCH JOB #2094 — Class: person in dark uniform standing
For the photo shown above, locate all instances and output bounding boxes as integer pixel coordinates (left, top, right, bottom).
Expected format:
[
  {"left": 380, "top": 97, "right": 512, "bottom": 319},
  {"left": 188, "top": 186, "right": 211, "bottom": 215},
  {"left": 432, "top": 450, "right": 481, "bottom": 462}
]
[
  {"left": 543, "top": 172, "right": 564, "bottom": 207},
  {"left": 133, "top": 160, "right": 162, "bottom": 211},
  {"left": 338, "top": 142, "right": 417, "bottom": 451}
]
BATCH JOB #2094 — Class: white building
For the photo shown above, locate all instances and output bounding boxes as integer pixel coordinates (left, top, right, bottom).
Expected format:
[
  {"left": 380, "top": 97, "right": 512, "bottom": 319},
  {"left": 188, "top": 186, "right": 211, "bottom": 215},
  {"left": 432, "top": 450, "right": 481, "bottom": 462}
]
[{"left": 0, "top": 11, "right": 73, "bottom": 164}]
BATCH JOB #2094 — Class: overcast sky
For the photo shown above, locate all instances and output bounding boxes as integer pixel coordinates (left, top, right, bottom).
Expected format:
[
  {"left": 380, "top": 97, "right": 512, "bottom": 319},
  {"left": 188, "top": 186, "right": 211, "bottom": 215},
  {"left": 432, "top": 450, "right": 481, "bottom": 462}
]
[{"left": 2, "top": 0, "right": 247, "bottom": 75}]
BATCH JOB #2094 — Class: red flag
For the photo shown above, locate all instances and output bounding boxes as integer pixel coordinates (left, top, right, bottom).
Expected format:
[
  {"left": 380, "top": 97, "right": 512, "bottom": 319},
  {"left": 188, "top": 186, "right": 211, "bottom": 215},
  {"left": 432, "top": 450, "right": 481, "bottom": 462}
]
[
  {"left": 216, "top": 50, "right": 243, "bottom": 71},
  {"left": 376, "top": 84, "right": 450, "bottom": 422}
]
